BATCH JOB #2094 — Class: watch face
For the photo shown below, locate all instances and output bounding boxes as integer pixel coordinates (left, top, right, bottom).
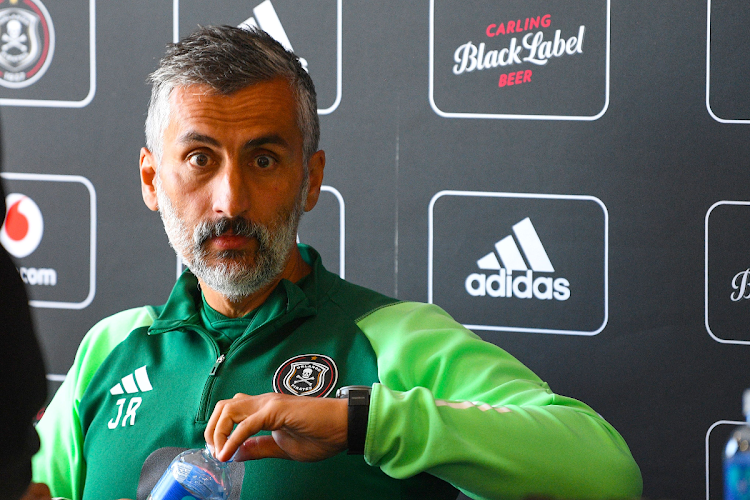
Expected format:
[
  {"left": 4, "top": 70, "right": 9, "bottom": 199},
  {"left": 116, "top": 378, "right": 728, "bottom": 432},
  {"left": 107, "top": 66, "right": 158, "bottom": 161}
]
[{"left": 336, "top": 385, "right": 372, "bottom": 399}]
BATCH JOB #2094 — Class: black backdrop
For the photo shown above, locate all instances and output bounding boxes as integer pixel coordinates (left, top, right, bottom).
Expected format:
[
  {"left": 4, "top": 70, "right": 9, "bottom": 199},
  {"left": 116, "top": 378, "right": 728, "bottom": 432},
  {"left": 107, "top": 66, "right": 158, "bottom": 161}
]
[{"left": 2, "top": 1, "right": 750, "bottom": 498}]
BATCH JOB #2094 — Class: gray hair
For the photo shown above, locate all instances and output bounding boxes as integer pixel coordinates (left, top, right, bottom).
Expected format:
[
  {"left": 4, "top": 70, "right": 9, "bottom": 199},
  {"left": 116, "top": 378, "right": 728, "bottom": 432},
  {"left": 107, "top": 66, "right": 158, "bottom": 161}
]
[{"left": 145, "top": 25, "right": 319, "bottom": 165}]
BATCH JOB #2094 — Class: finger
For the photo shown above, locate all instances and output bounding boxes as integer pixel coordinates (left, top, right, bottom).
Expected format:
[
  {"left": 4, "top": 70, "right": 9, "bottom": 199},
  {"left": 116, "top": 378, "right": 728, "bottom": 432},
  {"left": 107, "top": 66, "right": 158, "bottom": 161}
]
[
  {"left": 205, "top": 393, "right": 251, "bottom": 448},
  {"left": 212, "top": 396, "right": 271, "bottom": 460},
  {"left": 232, "top": 435, "right": 290, "bottom": 461},
  {"left": 212, "top": 403, "right": 243, "bottom": 458},
  {"left": 204, "top": 398, "right": 228, "bottom": 447},
  {"left": 216, "top": 409, "right": 272, "bottom": 461}
]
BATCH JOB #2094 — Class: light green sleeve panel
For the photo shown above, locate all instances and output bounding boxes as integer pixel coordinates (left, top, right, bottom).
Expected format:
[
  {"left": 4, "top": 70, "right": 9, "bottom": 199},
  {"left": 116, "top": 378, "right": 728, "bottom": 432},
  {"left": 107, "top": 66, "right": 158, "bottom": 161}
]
[
  {"left": 32, "top": 307, "right": 156, "bottom": 500},
  {"left": 357, "top": 301, "right": 642, "bottom": 500}
]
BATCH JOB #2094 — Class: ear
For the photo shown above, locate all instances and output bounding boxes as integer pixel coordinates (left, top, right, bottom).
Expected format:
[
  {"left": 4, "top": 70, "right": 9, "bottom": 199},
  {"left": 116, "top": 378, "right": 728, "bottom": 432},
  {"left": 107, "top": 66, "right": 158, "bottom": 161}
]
[
  {"left": 303, "top": 149, "right": 326, "bottom": 212},
  {"left": 140, "top": 147, "right": 159, "bottom": 212}
]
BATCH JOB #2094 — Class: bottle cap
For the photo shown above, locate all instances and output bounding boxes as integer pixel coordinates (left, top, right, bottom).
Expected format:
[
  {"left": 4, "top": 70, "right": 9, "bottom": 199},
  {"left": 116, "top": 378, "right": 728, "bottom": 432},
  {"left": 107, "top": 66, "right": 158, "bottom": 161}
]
[{"left": 205, "top": 442, "right": 239, "bottom": 462}]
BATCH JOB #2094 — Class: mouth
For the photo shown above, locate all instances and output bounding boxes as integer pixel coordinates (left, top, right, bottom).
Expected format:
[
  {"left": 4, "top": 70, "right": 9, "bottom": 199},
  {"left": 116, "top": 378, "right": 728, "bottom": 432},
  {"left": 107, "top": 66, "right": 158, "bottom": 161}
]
[
  {"left": 209, "top": 233, "right": 254, "bottom": 251},
  {"left": 193, "top": 217, "right": 266, "bottom": 258}
]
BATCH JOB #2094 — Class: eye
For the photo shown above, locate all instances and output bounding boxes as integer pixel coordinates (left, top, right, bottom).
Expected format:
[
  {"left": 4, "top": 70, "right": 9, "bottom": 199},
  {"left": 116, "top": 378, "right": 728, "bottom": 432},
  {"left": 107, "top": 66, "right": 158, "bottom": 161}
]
[
  {"left": 255, "top": 155, "right": 275, "bottom": 169},
  {"left": 188, "top": 153, "right": 211, "bottom": 168}
]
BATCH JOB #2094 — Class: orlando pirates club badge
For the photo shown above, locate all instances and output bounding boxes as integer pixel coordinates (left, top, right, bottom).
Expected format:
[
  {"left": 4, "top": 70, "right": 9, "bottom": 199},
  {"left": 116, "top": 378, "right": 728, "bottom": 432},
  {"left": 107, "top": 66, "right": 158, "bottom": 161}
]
[
  {"left": 273, "top": 354, "right": 338, "bottom": 397},
  {"left": 0, "top": 0, "right": 54, "bottom": 88}
]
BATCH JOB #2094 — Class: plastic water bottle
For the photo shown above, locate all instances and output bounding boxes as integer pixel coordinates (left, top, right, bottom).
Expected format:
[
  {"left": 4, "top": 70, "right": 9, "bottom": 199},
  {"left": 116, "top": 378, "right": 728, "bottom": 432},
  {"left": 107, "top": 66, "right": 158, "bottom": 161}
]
[
  {"left": 725, "top": 389, "right": 750, "bottom": 500},
  {"left": 148, "top": 446, "right": 232, "bottom": 500}
]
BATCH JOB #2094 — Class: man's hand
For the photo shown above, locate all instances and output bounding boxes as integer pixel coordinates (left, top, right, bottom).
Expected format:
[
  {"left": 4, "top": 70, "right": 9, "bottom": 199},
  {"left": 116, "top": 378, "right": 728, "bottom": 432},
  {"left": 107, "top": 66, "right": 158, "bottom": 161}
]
[
  {"left": 205, "top": 393, "right": 348, "bottom": 463},
  {"left": 19, "top": 483, "right": 51, "bottom": 500}
]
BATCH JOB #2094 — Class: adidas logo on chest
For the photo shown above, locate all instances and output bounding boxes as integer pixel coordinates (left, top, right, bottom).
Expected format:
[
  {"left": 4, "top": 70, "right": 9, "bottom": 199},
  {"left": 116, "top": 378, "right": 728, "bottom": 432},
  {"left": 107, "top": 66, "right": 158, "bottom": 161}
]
[{"left": 107, "top": 365, "right": 152, "bottom": 429}]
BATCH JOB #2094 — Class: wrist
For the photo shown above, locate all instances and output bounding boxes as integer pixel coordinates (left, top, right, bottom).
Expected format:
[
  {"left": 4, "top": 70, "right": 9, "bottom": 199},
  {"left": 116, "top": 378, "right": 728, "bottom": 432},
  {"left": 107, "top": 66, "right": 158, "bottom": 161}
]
[{"left": 336, "top": 385, "right": 371, "bottom": 455}]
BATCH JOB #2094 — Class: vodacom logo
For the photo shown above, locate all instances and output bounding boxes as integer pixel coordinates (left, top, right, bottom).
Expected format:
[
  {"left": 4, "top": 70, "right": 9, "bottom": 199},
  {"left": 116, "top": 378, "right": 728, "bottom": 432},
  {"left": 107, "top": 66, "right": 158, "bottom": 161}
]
[{"left": 1, "top": 193, "right": 43, "bottom": 258}]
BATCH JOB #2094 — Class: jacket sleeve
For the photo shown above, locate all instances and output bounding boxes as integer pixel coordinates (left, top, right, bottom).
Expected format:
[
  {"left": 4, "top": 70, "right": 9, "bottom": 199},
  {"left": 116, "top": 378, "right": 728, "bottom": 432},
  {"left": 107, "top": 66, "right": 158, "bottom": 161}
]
[
  {"left": 357, "top": 301, "right": 642, "bottom": 500},
  {"left": 32, "top": 307, "right": 155, "bottom": 500}
]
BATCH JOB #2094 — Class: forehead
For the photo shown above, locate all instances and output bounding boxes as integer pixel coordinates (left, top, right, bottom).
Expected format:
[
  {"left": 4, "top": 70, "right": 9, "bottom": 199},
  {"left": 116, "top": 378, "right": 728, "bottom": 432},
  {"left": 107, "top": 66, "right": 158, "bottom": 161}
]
[{"left": 165, "top": 79, "right": 302, "bottom": 145}]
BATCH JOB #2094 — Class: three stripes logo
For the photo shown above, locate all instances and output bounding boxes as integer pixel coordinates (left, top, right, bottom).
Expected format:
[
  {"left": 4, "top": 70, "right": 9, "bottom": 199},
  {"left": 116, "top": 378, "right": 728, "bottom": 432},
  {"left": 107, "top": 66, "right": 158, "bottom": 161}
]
[
  {"left": 107, "top": 366, "right": 152, "bottom": 429},
  {"left": 239, "top": 0, "right": 308, "bottom": 71},
  {"left": 465, "top": 217, "right": 570, "bottom": 300}
]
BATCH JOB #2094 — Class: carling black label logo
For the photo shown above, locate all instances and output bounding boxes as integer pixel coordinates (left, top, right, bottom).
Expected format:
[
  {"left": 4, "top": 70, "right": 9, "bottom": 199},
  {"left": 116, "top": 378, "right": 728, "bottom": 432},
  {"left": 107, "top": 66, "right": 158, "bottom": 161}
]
[
  {"left": 429, "top": 191, "right": 607, "bottom": 335},
  {"left": 0, "top": 173, "right": 96, "bottom": 309},
  {"left": 731, "top": 269, "right": 750, "bottom": 302},
  {"left": 705, "top": 201, "right": 750, "bottom": 344},
  {"left": 430, "top": 0, "right": 609, "bottom": 119},
  {"left": 176, "top": 0, "right": 341, "bottom": 114}
]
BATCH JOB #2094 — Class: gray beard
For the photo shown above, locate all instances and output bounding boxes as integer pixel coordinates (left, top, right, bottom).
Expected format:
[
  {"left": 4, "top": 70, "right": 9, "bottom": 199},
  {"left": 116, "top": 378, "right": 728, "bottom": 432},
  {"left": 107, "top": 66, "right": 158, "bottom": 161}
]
[{"left": 155, "top": 176, "right": 307, "bottom": 303}]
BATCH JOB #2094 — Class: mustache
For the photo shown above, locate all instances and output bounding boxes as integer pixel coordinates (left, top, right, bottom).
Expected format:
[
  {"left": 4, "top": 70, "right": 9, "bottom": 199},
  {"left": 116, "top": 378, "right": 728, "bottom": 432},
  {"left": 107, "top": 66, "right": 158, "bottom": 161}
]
[{"left": 193, "top": 217, "right": 270, "bottom": 249}]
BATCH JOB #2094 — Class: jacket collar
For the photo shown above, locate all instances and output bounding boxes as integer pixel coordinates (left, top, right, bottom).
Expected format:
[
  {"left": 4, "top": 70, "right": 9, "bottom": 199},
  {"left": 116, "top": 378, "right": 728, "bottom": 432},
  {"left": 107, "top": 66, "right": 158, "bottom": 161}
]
[{"left": 148, "top": 244, "right": 333, "bottom": 335}]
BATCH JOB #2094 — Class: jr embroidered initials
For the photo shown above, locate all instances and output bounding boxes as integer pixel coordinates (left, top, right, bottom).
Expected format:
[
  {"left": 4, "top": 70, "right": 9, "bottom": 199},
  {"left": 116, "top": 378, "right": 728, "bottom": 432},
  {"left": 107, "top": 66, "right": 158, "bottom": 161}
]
[{"left": 108, "top": 397, "right": 142, "bottom": 429}]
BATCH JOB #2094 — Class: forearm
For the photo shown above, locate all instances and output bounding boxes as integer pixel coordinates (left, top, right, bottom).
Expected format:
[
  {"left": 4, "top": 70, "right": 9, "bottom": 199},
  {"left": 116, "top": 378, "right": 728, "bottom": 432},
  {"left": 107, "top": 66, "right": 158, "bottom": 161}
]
[
  {"left": 365, "top": 384, "right": 642, "bottom": 500},
  {"left": 357, "top": 302, "right": 642, "bottom": 499}
]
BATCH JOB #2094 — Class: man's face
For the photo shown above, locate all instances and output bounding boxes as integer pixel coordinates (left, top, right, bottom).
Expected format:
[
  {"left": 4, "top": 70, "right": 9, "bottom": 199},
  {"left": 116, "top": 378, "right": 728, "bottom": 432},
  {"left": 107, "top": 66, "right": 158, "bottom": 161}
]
[{"left": 141, "top": 79, "right": 323, "bottom": 301}]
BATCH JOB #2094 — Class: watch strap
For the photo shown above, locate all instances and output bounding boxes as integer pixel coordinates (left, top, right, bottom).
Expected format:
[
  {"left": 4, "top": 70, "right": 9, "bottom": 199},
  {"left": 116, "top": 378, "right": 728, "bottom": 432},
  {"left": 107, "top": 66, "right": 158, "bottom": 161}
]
[{"left": 337, "top": 386, "right": 370, "bottom": 455}]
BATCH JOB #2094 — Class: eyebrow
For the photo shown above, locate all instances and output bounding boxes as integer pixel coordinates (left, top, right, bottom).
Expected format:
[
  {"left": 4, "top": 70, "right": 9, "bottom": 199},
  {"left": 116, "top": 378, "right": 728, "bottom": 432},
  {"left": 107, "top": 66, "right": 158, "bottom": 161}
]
[
  {"left": 177, "top": 132, "right": 220, "bottom": 147},
  {"left": 243, "top": 134, "right": 290, "bottom": 151},
  {"left": 176, "top": 132, "right": 291, "bottom": 151}
]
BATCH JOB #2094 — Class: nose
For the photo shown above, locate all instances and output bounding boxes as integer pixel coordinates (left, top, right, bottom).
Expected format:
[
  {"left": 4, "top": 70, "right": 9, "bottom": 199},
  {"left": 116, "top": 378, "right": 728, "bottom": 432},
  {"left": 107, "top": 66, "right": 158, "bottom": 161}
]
[{"left": 211, "top": 161, "right": 251, "bottom": 218}]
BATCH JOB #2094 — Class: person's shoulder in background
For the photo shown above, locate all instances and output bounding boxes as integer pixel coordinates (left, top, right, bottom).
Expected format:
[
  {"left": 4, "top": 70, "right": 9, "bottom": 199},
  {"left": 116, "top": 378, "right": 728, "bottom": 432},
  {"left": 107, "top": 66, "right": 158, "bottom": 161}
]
[{"left": 0, "top": 180, "right": 49, "bottom": 500}]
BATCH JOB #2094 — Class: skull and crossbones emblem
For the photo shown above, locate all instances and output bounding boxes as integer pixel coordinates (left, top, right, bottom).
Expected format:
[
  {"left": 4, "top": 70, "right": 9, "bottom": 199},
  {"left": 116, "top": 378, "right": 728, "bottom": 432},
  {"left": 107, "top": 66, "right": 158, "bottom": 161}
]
[
  {"left": 0, "top": 7, "right": 42, "bottom": 73},
  {"left": 293, "top": 367, "right": 315, "bottom": 387},
  {"left": 1, "top": 19, "right": 27, "bottom": 55},
  {"left": 0, "top": 1, "right": 52, "bottom": 87}
]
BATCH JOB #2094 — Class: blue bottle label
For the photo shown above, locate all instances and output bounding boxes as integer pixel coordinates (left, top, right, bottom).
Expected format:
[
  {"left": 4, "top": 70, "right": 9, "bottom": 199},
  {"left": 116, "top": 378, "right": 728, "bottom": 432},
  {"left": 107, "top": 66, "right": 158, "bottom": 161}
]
[
  {"left": 725, "top": 454, "right": 750, "bottom": 500},
  {"left": 150, "top": 474, "right": 198, "bottom": 500}
]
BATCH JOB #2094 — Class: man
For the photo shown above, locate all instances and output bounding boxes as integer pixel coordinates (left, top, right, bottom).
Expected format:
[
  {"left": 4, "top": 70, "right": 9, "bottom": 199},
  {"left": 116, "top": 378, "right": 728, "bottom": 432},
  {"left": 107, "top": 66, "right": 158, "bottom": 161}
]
[{"left": 32, "top": 26, "right": 642, "bottom": 500}]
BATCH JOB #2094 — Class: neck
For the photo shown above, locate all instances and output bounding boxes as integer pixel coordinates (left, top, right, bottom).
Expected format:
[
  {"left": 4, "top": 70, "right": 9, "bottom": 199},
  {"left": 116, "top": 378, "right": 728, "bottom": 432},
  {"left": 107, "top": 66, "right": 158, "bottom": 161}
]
[{"left": 199, "top": 246, "right": 311, "bottom": 318}]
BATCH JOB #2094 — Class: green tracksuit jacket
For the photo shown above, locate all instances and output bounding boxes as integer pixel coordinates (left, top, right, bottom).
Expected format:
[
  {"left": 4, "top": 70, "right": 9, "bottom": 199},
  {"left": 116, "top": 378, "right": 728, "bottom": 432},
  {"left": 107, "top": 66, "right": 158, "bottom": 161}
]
[{"left": 33, "top": 245, "right": 642, "bottom": 500}]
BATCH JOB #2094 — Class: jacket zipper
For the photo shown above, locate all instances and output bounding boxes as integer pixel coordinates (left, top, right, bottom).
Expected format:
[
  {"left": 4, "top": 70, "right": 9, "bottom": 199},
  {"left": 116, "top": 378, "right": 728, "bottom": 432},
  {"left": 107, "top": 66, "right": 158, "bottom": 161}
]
[
  {"left": 210, "top": 354, "right": 226, "bottom": 376},
  {"left": 195, "top": 323, "right": 274, "bottom": 423},
  {"left": 195, "top": 302, "right": 310, "bottom": 423},
  {"left": 192, "top": 325, "right": 223, "bottom": 423}
]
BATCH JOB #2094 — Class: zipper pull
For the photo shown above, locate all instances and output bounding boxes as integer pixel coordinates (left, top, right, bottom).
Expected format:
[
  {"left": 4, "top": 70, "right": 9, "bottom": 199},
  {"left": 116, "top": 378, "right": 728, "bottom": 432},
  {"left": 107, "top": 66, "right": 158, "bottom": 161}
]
[{"left": 210, "top": 354, "right": 226, "bottom": 376}]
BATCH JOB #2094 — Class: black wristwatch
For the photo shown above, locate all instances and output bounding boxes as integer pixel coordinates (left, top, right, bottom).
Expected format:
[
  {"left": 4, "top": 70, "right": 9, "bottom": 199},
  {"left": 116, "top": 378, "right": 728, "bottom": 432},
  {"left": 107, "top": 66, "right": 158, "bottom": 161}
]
[{"left": 336, "top": 385, "right": 371, "bottom": 455}]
